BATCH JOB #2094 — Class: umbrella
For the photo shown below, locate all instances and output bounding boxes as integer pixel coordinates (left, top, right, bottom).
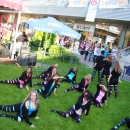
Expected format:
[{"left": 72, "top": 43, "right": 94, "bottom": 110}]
[{"left": 22, "top": 17, "right": 81, "bottom": 40}]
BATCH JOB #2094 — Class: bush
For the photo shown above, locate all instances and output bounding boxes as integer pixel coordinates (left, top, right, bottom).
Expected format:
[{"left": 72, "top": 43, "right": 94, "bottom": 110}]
[
  {"left": 60, "top": 52, "right": 79, "bottom": 63},
  {"left": 48, "top": 45, "right": 66, "bottom": 57}
]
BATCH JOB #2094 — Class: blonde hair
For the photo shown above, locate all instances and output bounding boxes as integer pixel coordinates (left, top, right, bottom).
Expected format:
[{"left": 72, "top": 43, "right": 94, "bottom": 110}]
[
  {"left": 100, "top": 83, "right": 107, "bottom": 92},
  {"left": 114, "top": 61, "right": 122, "bottom": 74},
  {"left": 23, "top": 91, "right": 40, "bottom": 108},
  {"left": 84, "top": 74, "right": 92, "bottom": 84},
  {"left": 73, "top": 67, "right": 78, "bottom": 73}
]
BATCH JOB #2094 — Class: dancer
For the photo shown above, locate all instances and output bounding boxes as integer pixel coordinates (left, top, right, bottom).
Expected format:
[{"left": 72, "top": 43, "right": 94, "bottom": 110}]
[
  {"left": 32, "top": 67, "right": 57, "bottom": 86},
  {"left": 108, "top": 61, "right": 122, "bottom": 98},
  {"left": 61, "top": 67, "right": 78, "bottom": 84},
  {"left": 36, "top": 73, "right": 64, "bottom": 98},
  {"left": 32, "top": 63, "right": 58, "bottom": 80},
  {"left": 64, "top": 74, "right": 92, "bottom": 93},
  {"left": 0, "top": 66, "right": 32, "bottom": 90},
  {"left": 100, "top": 55, "right": 112, "bottom": 88},
  {"left": 111, "top": 117, "right": 130, "bottom": 130},
  {"left": 0, "top": 91, "right": 40, "bottom": 128},
  {"left": 51, "top": 90, "right": 91, "bottom": 123},
  {"left": 91, "top": 50, "right": 105, "bottom": 82},
  {"left": 91, "top": 83, "right": 107, "bottom": 108}
]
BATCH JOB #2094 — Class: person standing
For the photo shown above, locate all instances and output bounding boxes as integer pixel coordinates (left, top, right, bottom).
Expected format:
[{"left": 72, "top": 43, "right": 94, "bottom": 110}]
[{"left": 108, "top": 61, "right": 122, "bottom": 98}]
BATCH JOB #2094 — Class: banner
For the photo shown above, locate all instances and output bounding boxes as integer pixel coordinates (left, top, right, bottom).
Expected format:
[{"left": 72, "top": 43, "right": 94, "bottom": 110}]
[
  {"left": 85, "top": 0, "right": 100, "bottom": 22},
  {"left": 99, "top": 0, "right": 128, "bottom": 8},
  {"left": 69, "top": 0, "right": 89, "bottom": 7}
]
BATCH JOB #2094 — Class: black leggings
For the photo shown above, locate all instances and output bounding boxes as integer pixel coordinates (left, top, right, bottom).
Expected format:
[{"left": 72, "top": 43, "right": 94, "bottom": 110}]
[
  {"left": 108, "top": 81, "right": 118, "bottom": 98},
  {"left": 0, "top": 79, "right": 27, "bottom": 88},
  {"left": 0, "top": 103, "right": 23, "bottom": 122},
  {"left": 91, "top": 69, "right": 102, "bottom": 82},
  {"left": 66, "top": 84, "right": 83, "bottom": 93},
  {"left": 61, "top": 76, "right": 75, "bottom": 84},
  {"left": 100, "top": 74, "right": 109, "bottom": 87},
  {"left": 54, "top": 107, "right": 81, "bottom": 123}
]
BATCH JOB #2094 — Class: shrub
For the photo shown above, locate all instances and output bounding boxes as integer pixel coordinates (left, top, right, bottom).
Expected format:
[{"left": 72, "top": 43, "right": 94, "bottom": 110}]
[{"left": 48, "top": 45, "right": 66, "bottom": 57}]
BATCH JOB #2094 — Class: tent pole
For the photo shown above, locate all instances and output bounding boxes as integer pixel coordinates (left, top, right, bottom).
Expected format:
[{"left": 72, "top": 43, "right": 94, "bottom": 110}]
[
  {"left": 42, "top": 32, "right": 48, "bottom": 65},
  {"left": 11, "top": 11, "right": 21, "bottom": 59}
]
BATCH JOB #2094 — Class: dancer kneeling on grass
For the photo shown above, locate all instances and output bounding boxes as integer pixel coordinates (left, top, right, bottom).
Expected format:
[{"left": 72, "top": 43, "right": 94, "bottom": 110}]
[
  {"left": 61, "top": 67, "right": 78, "bottom": 84},
  {"left": 91, "top": 83, "right": 107, "bottom": 108},
  {"left": 33, "top": 67, "right": 57, "bottom": 86},
  {"left": 32, "top": 63, "right": 58, "bottom": 80},
  {"left": 51, "top": 90, "right": 91, "bottom": 123},
  {"left": 36, "top": 73, "right": 65, "bottom": 98},
  {"left": 64, "top": 74, "right": 92, "bottom": 93},
  {"left": 111, "top": 117, "right": 130, "bottom": 130},
  {"left": 108, "top": 61, "right": 122, "bottom": 98},
  {"left": 0, "top": 91, "right": 40, "bottom": 128},
  {"left": 0, "top": 66, "right": 32, "bottom": 90}
]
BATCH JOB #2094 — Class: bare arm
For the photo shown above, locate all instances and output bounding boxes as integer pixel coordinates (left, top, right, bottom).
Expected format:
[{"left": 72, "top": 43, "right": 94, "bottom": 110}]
[
  {"left": 53, "top": 88, "right": 57, "bottom": 96},
  {"left": 108, "top": 74, "right": 112, "bottom": 82}
]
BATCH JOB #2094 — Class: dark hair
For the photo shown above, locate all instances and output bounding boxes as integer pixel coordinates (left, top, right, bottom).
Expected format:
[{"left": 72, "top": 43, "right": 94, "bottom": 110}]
[
  {"left": 82, "top": 90, "right": 91, "bottom": 100},
  {"left": 26, "top": 66, "right": 32, "bottom": 76},
  {"left": 101, "top": 50, "right": 105, "bottom": 55}
]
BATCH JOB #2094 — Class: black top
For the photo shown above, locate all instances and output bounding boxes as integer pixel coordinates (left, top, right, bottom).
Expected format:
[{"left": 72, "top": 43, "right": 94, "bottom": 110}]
[
  {"left": 78, "top": 78, "right": 89, "bottom": 92},
  {"left": 19, "top": 102, "right": 38, "bottom": 126},
  {"left": 95, "top": 55, "right": 104, "bottom": 70},
  {"left": 42, "top": 77, "right": 59, "bottom": 98},
  {"left": 75, "top": 96, "right": 91, "bottom": 116},
  {"left": 19, "top": 71, "right": 32, "bottom": 87},
  {"left": 102, "top": 60, "right": 112, "bottom": 75},
  {"left": 94, "top": 84, "right": 107, "bottom": 103},
  {"left": 46, "top": 66, "right": 53, "bottom": 73},
  {"left": 110, "top": 69, "right": 121, "bottom": 82}
]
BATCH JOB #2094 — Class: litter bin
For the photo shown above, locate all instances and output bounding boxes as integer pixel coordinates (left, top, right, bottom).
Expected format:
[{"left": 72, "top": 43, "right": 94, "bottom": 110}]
[
  {"left": 17, "top": 53, "right": 30, "bottom": 66},
  {"left": 29, "top": 53, "right": 37, "bottom": 66}
]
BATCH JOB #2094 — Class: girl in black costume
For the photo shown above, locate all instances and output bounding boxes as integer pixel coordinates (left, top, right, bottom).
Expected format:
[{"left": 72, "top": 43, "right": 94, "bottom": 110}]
[{"left": 51, "top": 90, "right": 91, "bottom": 123}]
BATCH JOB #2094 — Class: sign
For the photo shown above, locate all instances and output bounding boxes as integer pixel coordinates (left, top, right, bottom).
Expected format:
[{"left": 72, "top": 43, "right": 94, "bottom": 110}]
[
  {"left": 0, "top": 0, "right": 23, "bottom": 11},
  {"left": 85, "top": 0, "right": 100, "bottom": 22},
  {"left": 69, "top": 0, "right": 89, "bottom": 7},
  {"left": 106, "top": 35, "right": 116, "bottom": 44},
  {"left": 73, "top": 23, "right": 95, "bottom": 32},
  {"left": 99, "top": 0, "right": 128, "bottom": 8}
]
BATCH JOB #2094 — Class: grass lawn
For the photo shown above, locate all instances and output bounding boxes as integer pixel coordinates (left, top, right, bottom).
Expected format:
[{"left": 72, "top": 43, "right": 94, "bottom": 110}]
[{"left": 0, "top": 58, "right": 129, "bottom": 130}]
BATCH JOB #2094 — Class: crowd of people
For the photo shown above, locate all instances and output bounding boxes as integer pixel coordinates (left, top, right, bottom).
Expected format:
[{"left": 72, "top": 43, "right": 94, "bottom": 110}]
[{"left": 0, "top": 49, "right": 129, "bottom": 129}]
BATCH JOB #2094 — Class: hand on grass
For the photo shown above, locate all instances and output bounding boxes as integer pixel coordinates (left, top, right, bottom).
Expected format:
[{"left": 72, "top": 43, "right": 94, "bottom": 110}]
[
  {"left": 30, "top": 125, "right": 35, "bottom": 128},
  {"left": 35, "top": 116, "right": 40, "bottom": 120}
]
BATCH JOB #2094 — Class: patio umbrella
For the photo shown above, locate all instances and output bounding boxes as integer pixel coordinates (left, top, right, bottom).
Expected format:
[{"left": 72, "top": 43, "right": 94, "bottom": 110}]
[{"left": 22, "top": 17, "right": 81, "bottom": 40}]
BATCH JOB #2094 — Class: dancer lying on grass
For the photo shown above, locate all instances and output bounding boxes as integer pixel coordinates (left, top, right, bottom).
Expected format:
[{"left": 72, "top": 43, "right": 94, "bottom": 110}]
[
  {"left": 111, "top": 117, "right": 130, "bottom": 130},
  {"left": 60, "top": 67, "right": 78, "bottom": 84},
  {"left": 91, "top": 83, "right": 107, "bottom": 108},
  {"left": 36, "top": 73, "right": 65, "bottom": 98},
  {"left": 0, "top": 91, "right": 40, "bottom": 128},
  {"left": 32, "top": 63, "right": 58, "bottom": 80},
  {"left": 64, "top": 74, "right": 91, "bottom": 93},
  {"left": 51, "top": 90, "right": 91, "bottom": 123},
  {"left": 0, "top": 66, "right": 32, "bottom": 90}
]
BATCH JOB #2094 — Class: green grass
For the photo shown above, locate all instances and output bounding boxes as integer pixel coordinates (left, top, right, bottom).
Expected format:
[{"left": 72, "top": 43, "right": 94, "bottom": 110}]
[{"left": 0, "top": 61, "right": 129, "bottom": 130}]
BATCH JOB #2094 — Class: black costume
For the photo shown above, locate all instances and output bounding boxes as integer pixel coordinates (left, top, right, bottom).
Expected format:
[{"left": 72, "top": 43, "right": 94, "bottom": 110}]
[
  {"left": 51, "top": 94, "right": 91, "bottom": 123},
  {"left": 108, "top": 70, "right": 121, "bottom": 98},
  {"left": 91, "top": 84, "right": 107, "bottom": 107},
  {"left": 36, "top": 77, "right": 60, "bottom": 98},
  {"left": 32, "top": 66, "right": 53, "bottom": 80},
  {"left": 91, "top": 55, "right": 104, "bottom": 82},
  {"left": 100, "top": 60, "right": 112, "bottom": 87},
  {"left": 0, "top": 100, "right": 38, "bottom": 126},
  {"left": 61, "top": 68, "right": 77, "bottom": 84},
  {"left": 111, "top": 117, "right": 130, "bottom": 130},
  {"left": 65, "top": 78, "right": 89, "bottom": 93},
  {"left": 0, "top": 71, "right": 32, "bottom": 88}
]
